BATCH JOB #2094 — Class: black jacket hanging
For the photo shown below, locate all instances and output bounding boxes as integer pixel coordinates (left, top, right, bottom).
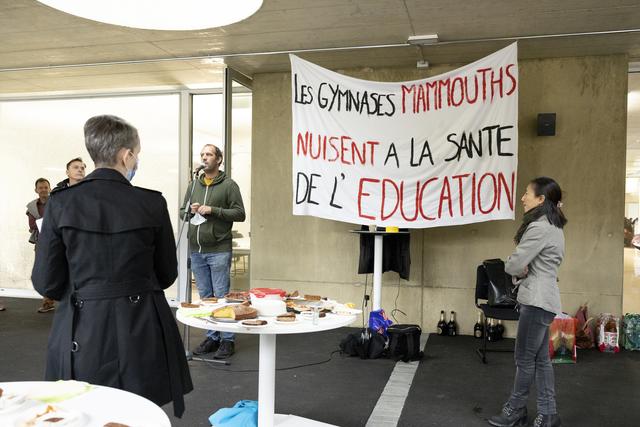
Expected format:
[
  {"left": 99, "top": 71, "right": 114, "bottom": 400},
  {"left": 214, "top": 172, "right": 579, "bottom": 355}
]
[{"left": 357, "top": 225, "right": 411, "bottom": 280}]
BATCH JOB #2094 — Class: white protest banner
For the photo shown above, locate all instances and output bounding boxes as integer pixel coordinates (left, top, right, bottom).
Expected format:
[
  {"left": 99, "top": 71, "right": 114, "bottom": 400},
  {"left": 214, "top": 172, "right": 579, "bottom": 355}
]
[{"left": 291, "top": 43, "right": 518, "bottom": 229}]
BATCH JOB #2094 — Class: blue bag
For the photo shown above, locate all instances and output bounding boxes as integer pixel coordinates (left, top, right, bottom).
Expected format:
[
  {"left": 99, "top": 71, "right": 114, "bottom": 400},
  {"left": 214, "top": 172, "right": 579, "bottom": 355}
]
[
  {"left": 369, "top": 309, "right": 393, "bottom": 336},
  {"left": 209, "top": 400, "right": 258, "bottom": 427}
]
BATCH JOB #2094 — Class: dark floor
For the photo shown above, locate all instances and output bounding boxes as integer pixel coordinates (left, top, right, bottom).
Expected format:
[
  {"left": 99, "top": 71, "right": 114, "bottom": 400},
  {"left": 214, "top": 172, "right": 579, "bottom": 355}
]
[
  {"left": 399, "top": 334, "right": 640, "bottom": 427},
  {"left": 1, "top": 297, "right": 639, "bottom": 426}
]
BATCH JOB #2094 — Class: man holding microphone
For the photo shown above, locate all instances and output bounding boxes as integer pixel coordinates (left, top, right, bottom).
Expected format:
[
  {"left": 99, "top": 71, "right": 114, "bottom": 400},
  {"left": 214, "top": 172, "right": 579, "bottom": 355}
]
[{"left": 181, "top": 144, "right": 245, "bottom": 359}]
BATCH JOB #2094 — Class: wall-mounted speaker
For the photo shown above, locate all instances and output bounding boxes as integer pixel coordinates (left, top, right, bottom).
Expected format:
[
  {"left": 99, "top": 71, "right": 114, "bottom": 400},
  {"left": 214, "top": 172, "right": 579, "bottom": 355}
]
[{"left": 537, "top": 113, "right": 556, "bottom": 136}]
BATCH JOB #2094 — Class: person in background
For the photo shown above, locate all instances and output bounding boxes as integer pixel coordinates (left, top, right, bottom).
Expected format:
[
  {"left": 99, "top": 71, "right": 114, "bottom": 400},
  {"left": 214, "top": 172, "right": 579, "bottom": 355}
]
[
  {"left": 489, "top": 177, "right": 567, "bottom": 427},
  {"left": 181, "top": 144, "right": 245, "bottom": 359},
  {"left": 54, "top": 157, "right": 86, "bottom": 189},
  {"left": 32, "top": 115, "right": 193, "bottom": 417},
  {"left": 27, "top": 177, "right": 54, "bottom": 313}
]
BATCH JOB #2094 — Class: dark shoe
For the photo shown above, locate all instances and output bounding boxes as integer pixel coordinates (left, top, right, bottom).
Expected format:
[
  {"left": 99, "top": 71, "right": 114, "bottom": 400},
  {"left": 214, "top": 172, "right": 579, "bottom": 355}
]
[
  {"left": 213, "top": 340, "right": 235, "bottom": 359},
  {"left": 488, "top": 404, "right": 527, "bottom": 427},
  {"left": 193, "top": 338, "right": 219, "bottom": 355},
  {"left": 533, "top": 414, "right": 561, "bottom": 427}
]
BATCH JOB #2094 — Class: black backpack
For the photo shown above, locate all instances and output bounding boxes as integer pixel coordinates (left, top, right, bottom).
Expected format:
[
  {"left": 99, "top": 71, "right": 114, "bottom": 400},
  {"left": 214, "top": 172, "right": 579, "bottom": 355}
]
[
  {"left": 387, "top": 324, "right": 423, "bottom": 362},
  {"left": 339, "top": 328, "right": 387, "bottom": 359}
]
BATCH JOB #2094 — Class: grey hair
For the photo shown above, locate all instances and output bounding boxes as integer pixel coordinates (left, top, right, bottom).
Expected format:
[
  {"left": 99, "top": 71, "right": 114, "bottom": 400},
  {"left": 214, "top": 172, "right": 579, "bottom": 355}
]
[{"left": 84, "top": 115, "right": 139, "bottom": 166}]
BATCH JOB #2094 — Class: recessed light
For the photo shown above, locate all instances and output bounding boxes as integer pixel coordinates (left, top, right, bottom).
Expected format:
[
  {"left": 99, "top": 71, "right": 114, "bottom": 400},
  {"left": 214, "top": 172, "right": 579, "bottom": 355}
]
[{"left": 37, "top": 0, "right": 263, "bottom": 31}]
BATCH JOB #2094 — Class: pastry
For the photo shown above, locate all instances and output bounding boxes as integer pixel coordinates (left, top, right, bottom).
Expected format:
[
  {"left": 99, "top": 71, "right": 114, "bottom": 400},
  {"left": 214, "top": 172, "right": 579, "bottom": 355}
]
[
  {"left": 202, "top": 297, "right": 218, "bottom": 303},
  {"left": 276, "top": 313, "right": 296, "bottom": 322},
  {"left": 224, "top": 291, "right": 250, "bottom": 302},
  {"left": 304, "top": 294, "right": 321, "bottom": 301},
  {"left": 180, "top": 302, "right": 199, "bottom": 308},
  {"left": 242, "top": 319, "right": 267, "bottom": 326},
  {"left": 212, "top": 304, "right": 258, "bottom": 320}
]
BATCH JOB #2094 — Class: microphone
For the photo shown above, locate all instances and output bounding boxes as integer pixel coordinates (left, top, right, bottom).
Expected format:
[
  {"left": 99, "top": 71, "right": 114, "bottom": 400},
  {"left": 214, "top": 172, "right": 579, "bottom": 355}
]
[{"left": 193, "top": 163, "right": 206, "bottom": 174}]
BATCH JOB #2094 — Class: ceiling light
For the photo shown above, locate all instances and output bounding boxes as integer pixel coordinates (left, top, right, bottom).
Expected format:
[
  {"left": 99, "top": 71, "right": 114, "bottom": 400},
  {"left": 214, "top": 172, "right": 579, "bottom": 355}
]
[
  {"left": 407, "top": 34, "right": 439, "bottom": 45},
  {"left": 37, "top": 0, "right": 263, "bottom": 31}
]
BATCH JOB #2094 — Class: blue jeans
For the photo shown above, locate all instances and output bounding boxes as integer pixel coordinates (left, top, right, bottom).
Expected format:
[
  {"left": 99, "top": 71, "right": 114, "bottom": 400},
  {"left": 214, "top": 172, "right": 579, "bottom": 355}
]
[
  {"left": 508, "top": 304, "right": 557, "bottom": 415},
  {"left": 191, "top": 251, "right": 234, "bottom": 342}
]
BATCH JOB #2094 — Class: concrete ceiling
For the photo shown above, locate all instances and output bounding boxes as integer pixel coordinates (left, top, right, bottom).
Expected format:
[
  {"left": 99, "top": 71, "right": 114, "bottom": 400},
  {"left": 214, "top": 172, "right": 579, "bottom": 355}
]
[{"left": 1, "top": 0, "right": 640, "bottom": 94}]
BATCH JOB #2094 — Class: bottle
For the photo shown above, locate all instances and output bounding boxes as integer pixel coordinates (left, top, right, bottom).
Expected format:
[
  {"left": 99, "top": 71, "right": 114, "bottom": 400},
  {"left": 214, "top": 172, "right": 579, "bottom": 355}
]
[
  {"left": 437, "top": 310, "right": 448, "bottom": 336},
  {"left": 496, "top": 319, "right": 505, "bottom": 341},
  {"left": 474, "top": 312, "right": 484, "bottom": 339},
  {"left": 487, "top": 318, "right": 496, "bottom": 342},
  {"left": 447, "top": 311, "right": 457, "bottom": 337}
]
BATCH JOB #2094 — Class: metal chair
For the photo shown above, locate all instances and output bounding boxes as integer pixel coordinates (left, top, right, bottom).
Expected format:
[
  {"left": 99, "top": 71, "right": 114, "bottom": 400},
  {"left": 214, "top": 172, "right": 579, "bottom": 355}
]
[{"left": 475, "top": 259, "right": 520, "bottom": 363}]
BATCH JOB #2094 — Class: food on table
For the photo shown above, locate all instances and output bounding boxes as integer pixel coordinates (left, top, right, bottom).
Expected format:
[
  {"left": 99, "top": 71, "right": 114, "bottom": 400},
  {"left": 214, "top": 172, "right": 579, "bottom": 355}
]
[
  {"left": 202, "top": 297, "right": 218, "bottom": 303},
  {"left": 276, "top": 313, "right": 296, "bottom": 322},
  {"left": 241, "top": 319, "right": 268, "bottom": 326},
  {"left": 180, "top": 302, "right": 199, "bottom": 308},
  {"left": 304, "top": 294, "right": 321, "bottom": 301},
  {"left": 104, "top": 423, "right": 131, "bottom": 427},
  {"left": 21, "top": 404, "right": 83, "bottom": 426},
  {"left": 287, "top": 290, "right": 299, "bottom": 298},
  {"left": 212, "top": 304, "right": 258, "bottom": 320},
  {"left": 224, "top": 291, "right": 250, "bottom": 302}
]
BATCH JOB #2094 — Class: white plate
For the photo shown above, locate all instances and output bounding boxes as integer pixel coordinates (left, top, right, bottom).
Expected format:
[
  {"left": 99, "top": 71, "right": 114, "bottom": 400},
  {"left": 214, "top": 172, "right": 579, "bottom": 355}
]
[
  {"left": 15, "top": 405, "right": 87, "bottom": 427},
  {"left": 0, "top": 392, "right": 28, "bottom": 414},
  {"left": 240, "top": 320, "right": 269, "bottom": 328},
  {"left": 206, "top": 317, "right": 238, "bottom": 324},
  {"left": 28, "top": 381, "right": 91, "bottom": 403},
  {"left": 274, "top": 319, "right": 300, "bottom": 325}
]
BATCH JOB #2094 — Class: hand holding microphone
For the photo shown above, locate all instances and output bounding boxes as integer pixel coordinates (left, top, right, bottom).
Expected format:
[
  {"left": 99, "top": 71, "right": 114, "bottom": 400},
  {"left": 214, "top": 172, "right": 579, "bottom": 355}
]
[{"left": 194, "top": 163, "right": 206, "bottom": 174}]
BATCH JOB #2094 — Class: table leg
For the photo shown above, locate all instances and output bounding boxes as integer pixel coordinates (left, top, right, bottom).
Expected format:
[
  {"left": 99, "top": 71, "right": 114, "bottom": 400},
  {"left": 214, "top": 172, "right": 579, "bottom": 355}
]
[
  {"left": 259, "top": 334, "right": 276, "bottom": 427},
  {"left": 372, "top": 233, "right": 383, "bottom": 311}
]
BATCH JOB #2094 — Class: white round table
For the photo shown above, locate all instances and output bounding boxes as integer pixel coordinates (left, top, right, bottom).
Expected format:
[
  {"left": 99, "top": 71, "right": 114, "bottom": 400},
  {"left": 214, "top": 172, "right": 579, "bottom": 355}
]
[
  {"left": 0, "top": 381, "right": 170, "bottom": 427},
  {"left": 177, "top": 308, "right": 358, "bottom": 427}
]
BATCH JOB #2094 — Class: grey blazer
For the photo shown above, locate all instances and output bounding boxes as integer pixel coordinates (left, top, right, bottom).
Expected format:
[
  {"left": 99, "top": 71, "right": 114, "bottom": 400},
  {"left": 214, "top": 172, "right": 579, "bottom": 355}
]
[{"left": 505, "top": 215, "right": 564, "bottom": 315}]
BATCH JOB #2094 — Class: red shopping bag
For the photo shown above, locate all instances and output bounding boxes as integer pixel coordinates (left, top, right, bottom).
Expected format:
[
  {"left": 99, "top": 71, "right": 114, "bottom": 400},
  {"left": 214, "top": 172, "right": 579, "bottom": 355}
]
[{"left": 548, "top": 314, "right": 577, "bottom": 364}]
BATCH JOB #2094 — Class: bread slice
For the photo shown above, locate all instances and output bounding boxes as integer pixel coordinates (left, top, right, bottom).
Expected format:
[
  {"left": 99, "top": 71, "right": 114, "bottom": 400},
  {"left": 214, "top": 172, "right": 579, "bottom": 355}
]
[
  {"left": 180, "top": 302, "right": 199, "bottom": 308},
  {"left": 276, "top": 313, "right": 296, "bottom": 322}
]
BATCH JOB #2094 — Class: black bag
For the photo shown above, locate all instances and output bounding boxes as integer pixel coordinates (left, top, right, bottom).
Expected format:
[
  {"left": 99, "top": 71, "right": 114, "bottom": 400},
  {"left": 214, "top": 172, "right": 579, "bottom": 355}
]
[
  {"left": 339, "top": 328, "right": 386, "bottom": 359},
  {"left": 387, "top": 324, "right": 423, "bottom": 362},
  {"left": 482, "top": 259, "right": 518, "bottom": 307}
]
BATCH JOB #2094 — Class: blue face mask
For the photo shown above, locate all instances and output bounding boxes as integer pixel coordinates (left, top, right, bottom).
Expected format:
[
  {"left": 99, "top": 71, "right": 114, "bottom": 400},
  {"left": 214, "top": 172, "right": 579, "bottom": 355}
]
[{"left": 126, "top": 152, "right": 139, "bottom": 182}]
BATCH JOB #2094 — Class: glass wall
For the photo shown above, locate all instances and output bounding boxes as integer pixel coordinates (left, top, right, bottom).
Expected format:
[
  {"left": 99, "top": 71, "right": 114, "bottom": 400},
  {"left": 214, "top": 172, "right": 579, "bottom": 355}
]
[{"left": 0, "top": 94, "right": 180, "bottom": 293}]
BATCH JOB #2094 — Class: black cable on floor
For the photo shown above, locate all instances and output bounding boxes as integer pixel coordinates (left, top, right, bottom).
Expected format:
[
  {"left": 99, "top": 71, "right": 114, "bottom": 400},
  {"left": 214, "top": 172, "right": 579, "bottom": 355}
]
[
  {"left": 390, "top": 275, "right": 406, "bottom": 323},
  {"left": 199, "top": 350, "right": 341, "bottom": 373}
]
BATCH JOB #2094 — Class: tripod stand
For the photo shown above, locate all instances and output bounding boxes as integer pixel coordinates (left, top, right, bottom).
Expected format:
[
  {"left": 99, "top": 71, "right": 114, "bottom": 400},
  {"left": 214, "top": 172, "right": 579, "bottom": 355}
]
[{"left": 179, "top": 170, "right": 229, "bottom": 366}]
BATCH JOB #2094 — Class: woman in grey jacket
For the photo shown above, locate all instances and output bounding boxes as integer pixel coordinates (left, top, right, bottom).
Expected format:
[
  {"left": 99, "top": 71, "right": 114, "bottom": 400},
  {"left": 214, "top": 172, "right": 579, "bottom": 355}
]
[{"left": 489, "top": 177, "right": 567, "bottom": 427}]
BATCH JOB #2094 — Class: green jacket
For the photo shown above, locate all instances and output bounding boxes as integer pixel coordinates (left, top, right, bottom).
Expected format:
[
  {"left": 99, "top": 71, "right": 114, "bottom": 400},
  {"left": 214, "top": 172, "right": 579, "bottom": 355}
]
[{"left": 180, "top": 171, "right": 245, "bottom": 253}]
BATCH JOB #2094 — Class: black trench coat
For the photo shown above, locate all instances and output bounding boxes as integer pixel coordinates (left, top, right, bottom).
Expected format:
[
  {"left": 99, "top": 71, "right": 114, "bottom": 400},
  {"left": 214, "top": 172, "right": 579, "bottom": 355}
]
[{"left": 32, "top": 168, "right": 193, "bottom": 417}]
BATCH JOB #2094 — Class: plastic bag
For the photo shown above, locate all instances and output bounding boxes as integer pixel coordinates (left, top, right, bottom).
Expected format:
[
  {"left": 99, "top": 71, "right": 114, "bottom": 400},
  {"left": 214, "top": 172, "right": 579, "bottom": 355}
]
[
  {"left": 548, "top": 314, "right": 577, "bottom": 364},
  {"left": 368, "top": 309, "right": 393, "bottom": 336},
  {"left": 209, "top": 400, "right": 258, "bottom": 427},
  {"left": 623, "top": 313, "right": 640, "bottom": 351},
  {"left": 596, "top": 313, "right": 620, "bottom": 353}
]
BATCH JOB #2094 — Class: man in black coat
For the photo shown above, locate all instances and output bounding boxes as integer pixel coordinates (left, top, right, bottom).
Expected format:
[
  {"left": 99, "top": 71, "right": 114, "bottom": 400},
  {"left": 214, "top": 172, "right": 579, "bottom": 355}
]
[{"left": 32, "top": 114, "right": 193, "bottom": 417}]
